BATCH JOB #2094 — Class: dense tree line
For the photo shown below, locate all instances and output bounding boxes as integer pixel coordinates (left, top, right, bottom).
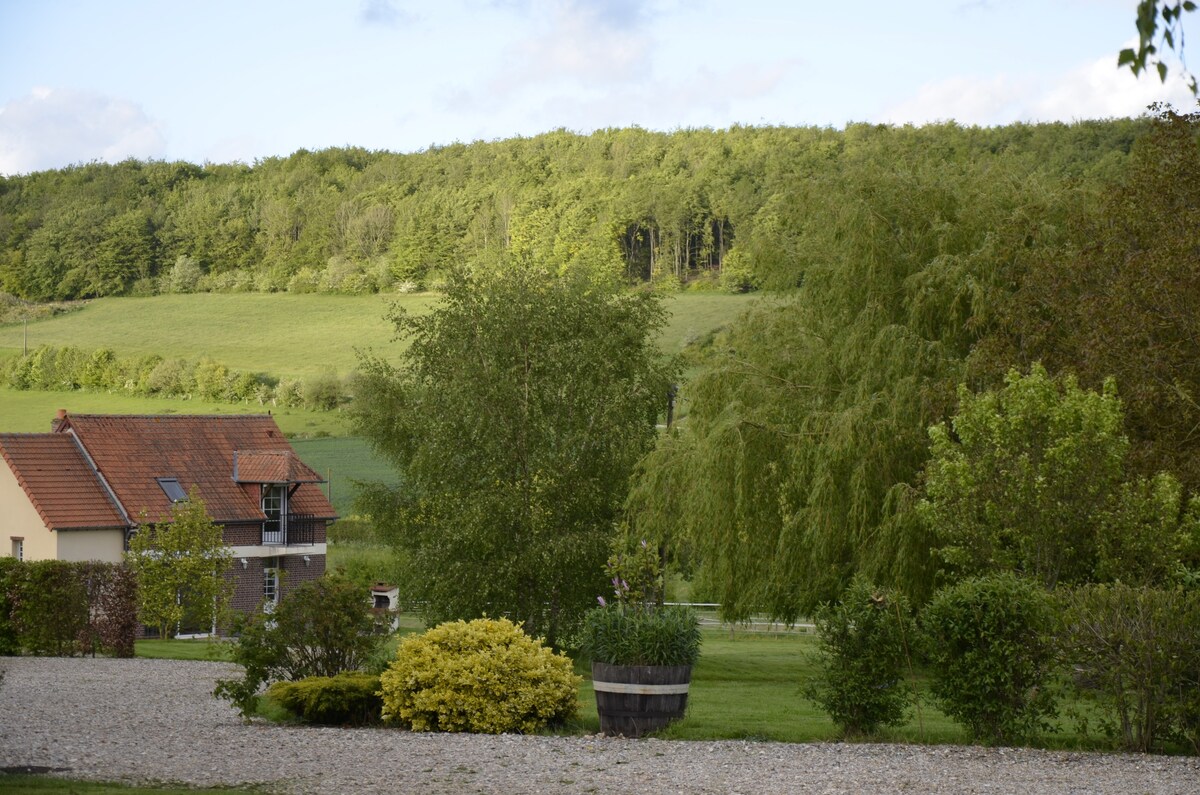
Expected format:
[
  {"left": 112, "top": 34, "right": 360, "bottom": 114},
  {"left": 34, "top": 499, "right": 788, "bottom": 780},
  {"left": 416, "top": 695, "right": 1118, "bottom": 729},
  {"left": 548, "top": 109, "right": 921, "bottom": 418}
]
[
  {"left": 628, "top": 107, "right": 1200, "bottom": 619},
  {"left": 0, "top": 121, "right": 1144, "bottom": 301}
]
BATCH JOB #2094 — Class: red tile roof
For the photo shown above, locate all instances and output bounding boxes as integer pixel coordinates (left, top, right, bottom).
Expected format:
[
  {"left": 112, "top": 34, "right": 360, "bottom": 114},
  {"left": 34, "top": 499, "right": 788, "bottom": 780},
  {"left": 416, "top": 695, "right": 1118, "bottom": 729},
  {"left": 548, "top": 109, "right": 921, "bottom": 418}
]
[
  {"left": 55, "top": 414, "right": 336, "bottom": 524},
  {"left": 234, "top": 450, "right": 325, "bottom": 484},
  {"left": 0, "top": 434, "right": 127, "bottom": 530}
]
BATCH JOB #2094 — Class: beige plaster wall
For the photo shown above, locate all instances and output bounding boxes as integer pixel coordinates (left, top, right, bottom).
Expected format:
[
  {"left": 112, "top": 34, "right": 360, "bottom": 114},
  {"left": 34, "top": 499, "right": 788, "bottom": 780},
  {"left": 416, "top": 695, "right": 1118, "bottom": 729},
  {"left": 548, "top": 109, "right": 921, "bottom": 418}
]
[
  {"left": 0, "top": 457, "right": 57, "bottom": 560},
  {"left": 57, "top": 529, "right": 124, "bottom": 563}
]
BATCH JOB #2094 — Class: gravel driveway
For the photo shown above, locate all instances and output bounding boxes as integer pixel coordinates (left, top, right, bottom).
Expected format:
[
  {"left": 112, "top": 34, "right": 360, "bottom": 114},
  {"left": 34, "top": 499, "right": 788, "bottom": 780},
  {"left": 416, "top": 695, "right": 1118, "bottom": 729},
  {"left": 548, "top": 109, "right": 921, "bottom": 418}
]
[{"left": 2, "top": 657, "right": 1199, "bottom": 794}]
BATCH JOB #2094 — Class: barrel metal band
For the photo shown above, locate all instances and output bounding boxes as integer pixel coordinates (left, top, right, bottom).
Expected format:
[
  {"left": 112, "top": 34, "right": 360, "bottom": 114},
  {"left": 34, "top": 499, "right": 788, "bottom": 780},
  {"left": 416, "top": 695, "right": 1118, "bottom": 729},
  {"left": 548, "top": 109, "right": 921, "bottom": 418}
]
[{"left": 592, "top": 681, "right": 691, "bottom": 695}]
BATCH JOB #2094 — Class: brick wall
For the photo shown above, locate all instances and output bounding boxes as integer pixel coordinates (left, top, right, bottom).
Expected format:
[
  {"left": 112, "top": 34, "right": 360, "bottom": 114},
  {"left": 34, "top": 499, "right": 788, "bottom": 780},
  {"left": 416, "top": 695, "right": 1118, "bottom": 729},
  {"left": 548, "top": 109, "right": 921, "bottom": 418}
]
[
  {"left": 224, "top": 553, "right": 328, "bottom": 619},
  {"left": 279, "top": 552, "right": 325, "bottom": 597},
  {"left": 222, "top": 522, "right": 262, "bottom": 546}
]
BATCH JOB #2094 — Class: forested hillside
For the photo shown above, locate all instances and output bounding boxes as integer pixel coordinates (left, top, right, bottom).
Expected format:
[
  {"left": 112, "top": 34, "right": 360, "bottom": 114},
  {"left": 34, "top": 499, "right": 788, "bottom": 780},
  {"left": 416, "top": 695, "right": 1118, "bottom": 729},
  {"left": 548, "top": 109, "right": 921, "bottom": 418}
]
[{"left": 0, "top": 120, "right": 1145, "bottom": 301}]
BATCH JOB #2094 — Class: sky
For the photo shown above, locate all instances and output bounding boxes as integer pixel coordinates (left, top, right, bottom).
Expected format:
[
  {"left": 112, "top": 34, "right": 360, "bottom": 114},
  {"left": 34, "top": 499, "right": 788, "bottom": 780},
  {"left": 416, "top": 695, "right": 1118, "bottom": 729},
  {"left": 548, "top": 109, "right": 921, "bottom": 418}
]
[{"left": 0, "top": 0, "right": 1196, "bottom": 176}]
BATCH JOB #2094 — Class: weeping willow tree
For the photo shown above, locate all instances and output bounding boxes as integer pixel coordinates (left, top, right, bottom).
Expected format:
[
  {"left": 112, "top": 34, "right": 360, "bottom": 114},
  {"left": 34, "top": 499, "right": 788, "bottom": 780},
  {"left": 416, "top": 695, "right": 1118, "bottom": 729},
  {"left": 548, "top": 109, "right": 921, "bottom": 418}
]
[{"left": 628, "top": 126, "right": 1079, "bottom": 620}]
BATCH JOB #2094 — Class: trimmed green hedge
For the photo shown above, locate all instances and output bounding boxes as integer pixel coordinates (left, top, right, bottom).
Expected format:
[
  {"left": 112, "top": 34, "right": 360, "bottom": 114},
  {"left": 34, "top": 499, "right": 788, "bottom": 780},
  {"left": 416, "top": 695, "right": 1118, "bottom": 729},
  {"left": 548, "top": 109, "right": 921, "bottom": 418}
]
[{"left": 0, "top": 558, "right": 137, "bottom": 657}]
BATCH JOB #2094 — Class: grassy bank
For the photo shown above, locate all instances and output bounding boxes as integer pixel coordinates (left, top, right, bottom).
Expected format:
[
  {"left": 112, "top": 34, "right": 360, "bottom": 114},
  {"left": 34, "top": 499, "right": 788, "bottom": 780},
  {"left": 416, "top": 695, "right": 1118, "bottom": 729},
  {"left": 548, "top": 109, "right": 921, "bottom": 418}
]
[
  {"left": 0, "top": 292, "right": 753, "bottom": 382},
  {"left": 0, "top": 387, "right": 350, "bottom": 436}
]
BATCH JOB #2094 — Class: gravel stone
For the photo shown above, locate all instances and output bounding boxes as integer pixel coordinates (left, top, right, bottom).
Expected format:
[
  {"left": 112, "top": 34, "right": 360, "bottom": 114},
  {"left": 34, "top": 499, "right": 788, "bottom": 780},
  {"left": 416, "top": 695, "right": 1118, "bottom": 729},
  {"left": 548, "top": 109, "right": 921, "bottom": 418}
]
[{"left": 2, "top": 657, "right": 1199, "bottom": 794}]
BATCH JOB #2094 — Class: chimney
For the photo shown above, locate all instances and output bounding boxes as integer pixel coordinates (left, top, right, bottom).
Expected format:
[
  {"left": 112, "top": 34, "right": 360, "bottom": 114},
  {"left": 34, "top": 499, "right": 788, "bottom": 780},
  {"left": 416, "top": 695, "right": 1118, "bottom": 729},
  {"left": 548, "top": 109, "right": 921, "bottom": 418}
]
[{"left": 50, "top": 408, "right": 67, "bottom": 432}]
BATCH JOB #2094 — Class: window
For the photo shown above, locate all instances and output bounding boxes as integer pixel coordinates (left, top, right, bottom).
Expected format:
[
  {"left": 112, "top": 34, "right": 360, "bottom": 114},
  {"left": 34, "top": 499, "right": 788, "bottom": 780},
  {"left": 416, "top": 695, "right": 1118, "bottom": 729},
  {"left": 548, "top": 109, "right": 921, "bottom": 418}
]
[
  {"left": 262, "top": 485, "right": 285, "bottom": 523},
  {"left": 263, "top": 557, "right": 280, "bottom": 606},
  {"left": 262, "top": 484, "right": 286, "bottom": 544},
  {"left": 157, "top": 478, "right": 188, "bottom": 502},
  {"left": 11, "top": 537, "right": 23, "bottom": 561}
]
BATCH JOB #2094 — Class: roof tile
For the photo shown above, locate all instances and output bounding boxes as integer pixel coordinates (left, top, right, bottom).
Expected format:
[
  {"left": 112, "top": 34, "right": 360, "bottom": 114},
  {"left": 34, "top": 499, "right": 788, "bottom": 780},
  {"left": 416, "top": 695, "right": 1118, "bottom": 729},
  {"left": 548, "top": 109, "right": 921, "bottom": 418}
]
[
  {"left": 0, "top": 434, "right": 127, "bottom": 530},
  {"left": 56, "top": 414, "right": 336, "bottom": 524}
]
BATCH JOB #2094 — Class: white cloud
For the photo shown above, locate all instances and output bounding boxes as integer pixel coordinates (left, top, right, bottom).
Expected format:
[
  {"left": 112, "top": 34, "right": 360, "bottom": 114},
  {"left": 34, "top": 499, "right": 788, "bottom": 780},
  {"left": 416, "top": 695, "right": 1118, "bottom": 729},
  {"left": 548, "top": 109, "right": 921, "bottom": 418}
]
[
  {"left": 876, "top": 53, "right": 1198, "bottom": 127},
  {"left": 0, "top": 88, "right": 165, "bottom": 175},
  {"left": 359, "top": 0, "right": 417, "bottom": 27},
  {"left": 509, "top": 0, "right": 653, "bottom": 85}
]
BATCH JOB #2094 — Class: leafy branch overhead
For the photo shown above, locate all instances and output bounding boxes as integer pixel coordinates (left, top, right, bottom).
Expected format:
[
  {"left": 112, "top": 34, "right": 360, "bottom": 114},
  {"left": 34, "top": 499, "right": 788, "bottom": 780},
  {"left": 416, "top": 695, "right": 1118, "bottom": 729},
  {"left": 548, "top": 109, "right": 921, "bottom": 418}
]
[{"left": 1121, "top": 1, "right": 1199, "bottom": 95}]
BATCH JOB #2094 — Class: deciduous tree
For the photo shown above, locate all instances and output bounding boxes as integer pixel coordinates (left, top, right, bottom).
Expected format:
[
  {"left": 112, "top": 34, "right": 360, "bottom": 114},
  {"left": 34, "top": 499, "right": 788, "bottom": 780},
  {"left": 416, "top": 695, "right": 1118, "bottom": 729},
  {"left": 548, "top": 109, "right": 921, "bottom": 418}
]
[
  {"left": 126, "top": 491, "right": 232, "bottom": 639},
  {"left": 354, "top": 263, "right": 673, "bottom": 646}
]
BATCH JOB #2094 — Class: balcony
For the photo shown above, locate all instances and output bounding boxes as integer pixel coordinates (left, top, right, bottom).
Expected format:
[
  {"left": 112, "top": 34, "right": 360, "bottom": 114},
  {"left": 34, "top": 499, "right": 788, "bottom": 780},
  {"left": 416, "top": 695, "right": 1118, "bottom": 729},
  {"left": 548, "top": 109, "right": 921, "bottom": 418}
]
[{"left": 262, "top": 513, "right": 317, "bottom": 546}]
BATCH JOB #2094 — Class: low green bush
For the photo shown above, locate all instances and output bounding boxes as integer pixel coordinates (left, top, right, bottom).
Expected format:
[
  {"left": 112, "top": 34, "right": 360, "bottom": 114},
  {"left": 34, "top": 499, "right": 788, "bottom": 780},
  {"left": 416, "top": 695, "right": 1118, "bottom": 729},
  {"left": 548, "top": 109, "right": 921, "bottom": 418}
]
[
  {"left": 921, "top": 573, "right": 1059, "bottom": 745},
  {"left": 1060, "top": 583, "right": 1200, "bottom": 753},
  {"left": 379, "top": 617, "right": 580, "bottom": 733},
  {"left": 214, "top": 574, "right": 384, "bottom": 717},
  {"left": 266, "top": 672, "right": 383, "bottom": 725},
  {"left": 805, "top": 578, "right": 916, "bottom": 736}
]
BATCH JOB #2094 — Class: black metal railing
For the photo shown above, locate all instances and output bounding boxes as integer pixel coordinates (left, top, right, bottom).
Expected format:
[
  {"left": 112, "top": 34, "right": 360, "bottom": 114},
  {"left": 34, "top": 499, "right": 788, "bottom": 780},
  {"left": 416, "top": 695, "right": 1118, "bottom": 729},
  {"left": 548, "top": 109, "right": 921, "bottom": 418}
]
[{"left": 262, "top": 513, "right": 317, "bottom": 546}]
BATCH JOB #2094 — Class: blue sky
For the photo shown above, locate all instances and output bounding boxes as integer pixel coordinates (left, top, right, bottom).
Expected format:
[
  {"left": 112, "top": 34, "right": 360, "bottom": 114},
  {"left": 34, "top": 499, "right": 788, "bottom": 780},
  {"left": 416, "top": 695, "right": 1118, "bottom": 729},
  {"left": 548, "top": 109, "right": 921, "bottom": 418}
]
[{"left": 0, "top": 0, "right": 1195, "bottom": 175}]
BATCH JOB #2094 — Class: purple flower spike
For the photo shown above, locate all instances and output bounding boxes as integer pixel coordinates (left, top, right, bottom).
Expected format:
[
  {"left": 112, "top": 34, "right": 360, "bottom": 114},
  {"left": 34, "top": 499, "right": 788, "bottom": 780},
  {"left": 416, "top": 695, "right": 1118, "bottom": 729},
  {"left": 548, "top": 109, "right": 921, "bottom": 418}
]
[{"left": 597, "top": 596, "right": 607, "bottom": 607}]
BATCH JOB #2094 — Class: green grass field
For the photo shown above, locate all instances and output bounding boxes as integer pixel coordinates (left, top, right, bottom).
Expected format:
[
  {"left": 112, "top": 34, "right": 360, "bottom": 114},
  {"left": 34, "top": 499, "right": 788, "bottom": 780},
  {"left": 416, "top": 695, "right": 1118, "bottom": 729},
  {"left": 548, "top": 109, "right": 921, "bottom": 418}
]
[
  {"left": 290, "top": 436, "right": 398, "bottom": 515},
  {"left": 0, "top": 292, "right": 753, "bottom": 382},
  {"left": 0, "top": 387, "right": 351, "bottom": 436}
]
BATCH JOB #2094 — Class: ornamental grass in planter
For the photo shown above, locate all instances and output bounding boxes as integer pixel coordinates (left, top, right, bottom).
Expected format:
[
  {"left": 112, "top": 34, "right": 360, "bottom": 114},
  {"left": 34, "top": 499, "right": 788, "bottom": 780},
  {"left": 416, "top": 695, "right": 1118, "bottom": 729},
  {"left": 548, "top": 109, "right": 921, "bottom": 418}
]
[{"left": 579, "top": 538, "right": 701, "bottom": 737}]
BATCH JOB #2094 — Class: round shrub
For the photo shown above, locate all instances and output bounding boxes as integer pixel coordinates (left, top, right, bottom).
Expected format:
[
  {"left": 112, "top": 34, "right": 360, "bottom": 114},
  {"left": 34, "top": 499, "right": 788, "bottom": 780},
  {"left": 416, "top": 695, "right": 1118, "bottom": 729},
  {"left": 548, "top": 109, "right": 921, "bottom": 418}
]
[
  {"left": 805, "top": 578, "right": 915, "bottom": 736},
  {"left": 379, "top": 617, "right": 580, "bottom": 733},
  {"left": 921, "top": 573, "right": 1059, "bottom": 744}
]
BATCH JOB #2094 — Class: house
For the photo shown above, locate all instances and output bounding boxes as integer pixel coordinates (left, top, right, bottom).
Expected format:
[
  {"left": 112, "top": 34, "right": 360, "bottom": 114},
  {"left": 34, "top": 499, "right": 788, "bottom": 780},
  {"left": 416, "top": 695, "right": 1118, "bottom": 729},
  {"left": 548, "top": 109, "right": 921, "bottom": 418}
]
[{"left": 0, "top": 410, "right": 336, "bottom": 618}]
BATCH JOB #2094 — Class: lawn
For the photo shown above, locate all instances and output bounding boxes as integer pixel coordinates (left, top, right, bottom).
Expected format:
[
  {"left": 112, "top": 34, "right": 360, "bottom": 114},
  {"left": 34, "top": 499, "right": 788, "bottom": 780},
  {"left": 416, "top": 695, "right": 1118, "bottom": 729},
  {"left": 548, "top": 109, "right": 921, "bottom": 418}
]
[
  {"left": 0, "top": 386, "right": 351, "bottom": 436},
  {"left": 0, "top": 292, "right": 754, "bottom": 382}
]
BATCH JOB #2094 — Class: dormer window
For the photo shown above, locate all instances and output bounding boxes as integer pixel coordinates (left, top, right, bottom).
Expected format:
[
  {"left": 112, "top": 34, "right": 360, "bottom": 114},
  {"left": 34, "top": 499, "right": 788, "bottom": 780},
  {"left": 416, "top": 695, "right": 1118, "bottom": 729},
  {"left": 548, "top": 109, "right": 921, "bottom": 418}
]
[{"left": 157, "top": 478, "right": 188, "bottom": 502}]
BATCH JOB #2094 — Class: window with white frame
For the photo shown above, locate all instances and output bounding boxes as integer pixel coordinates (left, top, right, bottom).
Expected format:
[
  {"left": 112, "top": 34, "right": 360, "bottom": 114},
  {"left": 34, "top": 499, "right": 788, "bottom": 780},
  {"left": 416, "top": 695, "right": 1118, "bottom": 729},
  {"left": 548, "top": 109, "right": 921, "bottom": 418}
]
[
  {"left": 263, "top": 557, "right": 280, "bottom": 606},
  {"left": 11, "top": 537, "right": 23, "bottom": 561}
]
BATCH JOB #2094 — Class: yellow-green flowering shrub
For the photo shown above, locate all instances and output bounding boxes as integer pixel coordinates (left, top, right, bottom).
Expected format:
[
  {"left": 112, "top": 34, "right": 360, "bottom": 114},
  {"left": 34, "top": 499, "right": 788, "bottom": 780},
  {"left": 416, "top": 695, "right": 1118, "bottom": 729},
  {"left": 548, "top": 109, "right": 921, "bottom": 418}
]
[{"left": 379, "top": 617, "right": 580, "bottom": 733}]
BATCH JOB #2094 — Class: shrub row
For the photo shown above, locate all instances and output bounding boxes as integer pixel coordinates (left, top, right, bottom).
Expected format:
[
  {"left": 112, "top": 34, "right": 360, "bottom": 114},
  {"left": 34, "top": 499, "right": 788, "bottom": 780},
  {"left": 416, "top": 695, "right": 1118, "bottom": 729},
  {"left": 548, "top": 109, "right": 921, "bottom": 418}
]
[
  {"left": 0, "top": 344, "right": 351, "bottom": 411},
  {"left": 0, "top": 558, "right": 138, "bottom": 657},
  {"left": 807, "top": 574, "right": 1200, "bottom": 753}
]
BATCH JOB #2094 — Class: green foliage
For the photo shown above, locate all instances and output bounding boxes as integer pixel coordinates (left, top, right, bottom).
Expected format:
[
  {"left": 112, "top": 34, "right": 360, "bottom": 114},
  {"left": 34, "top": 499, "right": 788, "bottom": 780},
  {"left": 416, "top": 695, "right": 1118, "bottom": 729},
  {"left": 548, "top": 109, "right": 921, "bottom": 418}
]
[
  {"left": 1119, "top": 2, "right": 1198, "bottom": 95},
  {"left": 126, "top": 492, "right": 232, "bottom": 640},
  {"left": 0, "top": 557, "right": 20, "bottom": 654},
  {"left": 266, "top": 672, "right": 383, "bottom": 725},
  {"left": 976, "top": 108, "right": 1200, "bottom": 492},
  {"left": 302, "top": 369, "right": 346, "bottom": 410},
  {"left": 1060, "top": 583, "right": 1200, "bottom": 752},
  {"left": 0, "top": 123, "right": 1147, "bottom": 302},
  {"left": 214, "top": 574, "right": 383, "bottom": 718},
  {"left": 378, "top": 617, "right": 580, "bottom": 733},
  {"left": 354, "top": 264, "right": 674, "bottom": 646},
  {"left": 921, "top": 574, "right": 1059, "bottom": 744},
  {"left": 922, "top": 364, "right": 1127, "bottom": 589},
  {"left": 579, "top": 603, "right": 702, "bottom": 667},
  {"left": 0, "top": 343, "right": 280, "bottom": 407},
  {"left": 0, "top": 559, "right": 137, "bottom": 657},
  {"left": 1095, "top": 474, "right": 1200, "bottom": 586},
  {"left": 921, "top": 364, "right": 1200, "bottom": 592},
  {"left": 804, "top": 579, "right": 915, "bottom": 736}
]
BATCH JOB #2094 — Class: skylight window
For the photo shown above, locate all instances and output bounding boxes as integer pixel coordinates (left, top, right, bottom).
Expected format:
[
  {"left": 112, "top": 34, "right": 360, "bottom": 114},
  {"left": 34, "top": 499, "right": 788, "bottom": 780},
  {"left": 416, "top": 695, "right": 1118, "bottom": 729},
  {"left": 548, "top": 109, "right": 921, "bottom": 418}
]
[{"left": 157, "top": 478, "right": 188, "bottom": 502}]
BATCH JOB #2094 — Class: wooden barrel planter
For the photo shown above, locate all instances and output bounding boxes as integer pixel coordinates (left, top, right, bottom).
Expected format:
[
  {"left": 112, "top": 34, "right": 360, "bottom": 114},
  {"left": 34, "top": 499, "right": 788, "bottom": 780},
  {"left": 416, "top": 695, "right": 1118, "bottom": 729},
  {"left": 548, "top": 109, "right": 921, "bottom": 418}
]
[{"left": 591, "top": 662, "right": 692, "bottom": 738}]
